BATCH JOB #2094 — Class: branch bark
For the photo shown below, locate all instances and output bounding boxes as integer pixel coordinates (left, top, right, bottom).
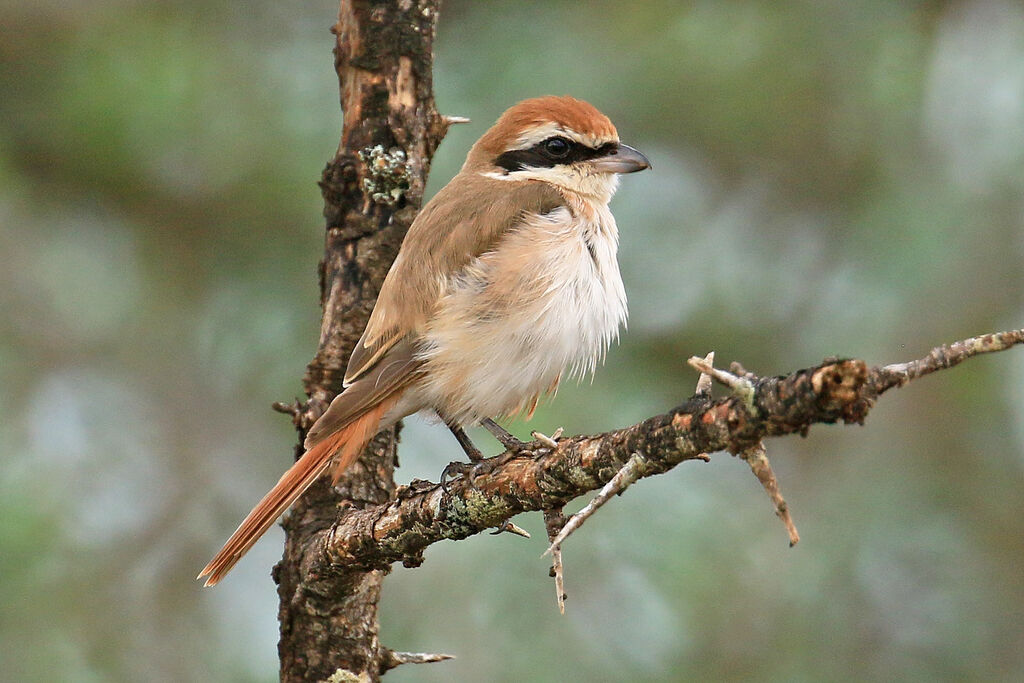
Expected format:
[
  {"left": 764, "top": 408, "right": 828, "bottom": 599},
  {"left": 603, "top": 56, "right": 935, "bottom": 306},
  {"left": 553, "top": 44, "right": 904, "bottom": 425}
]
[
  {"left": 273, "top": 1, "right": 448, "bottom": 680},
  {"left": 300, "top": 330, "right": 1023, "bottom": 573}
]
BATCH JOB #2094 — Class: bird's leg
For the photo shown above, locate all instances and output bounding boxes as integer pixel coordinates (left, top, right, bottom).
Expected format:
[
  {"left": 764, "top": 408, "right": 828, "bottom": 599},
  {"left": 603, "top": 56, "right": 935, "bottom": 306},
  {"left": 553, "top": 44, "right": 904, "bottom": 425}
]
[
  {"left": 483, "top": 418, "right": 563, "bottom": 454},
  {"left": 481, "top": 417, "right": 530, "bottom": 452},
  {"left": 440, "top": 420, "right": 524, "bottom": 493},
  {"left": 441, "top": 421, "right": 485, "bottom": 490},
  {"left": 440, "top": 421, "right": 526, "bottom": 539},
  {"left": 447, "top": 423, "right": 484, "bottom": 462}
]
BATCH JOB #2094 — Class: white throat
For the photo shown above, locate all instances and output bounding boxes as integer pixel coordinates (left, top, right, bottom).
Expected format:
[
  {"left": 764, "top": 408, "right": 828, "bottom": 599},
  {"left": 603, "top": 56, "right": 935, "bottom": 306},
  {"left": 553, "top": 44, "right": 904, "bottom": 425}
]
[{"left": 481, "top": 167, "right": 621, "bottom": 204}]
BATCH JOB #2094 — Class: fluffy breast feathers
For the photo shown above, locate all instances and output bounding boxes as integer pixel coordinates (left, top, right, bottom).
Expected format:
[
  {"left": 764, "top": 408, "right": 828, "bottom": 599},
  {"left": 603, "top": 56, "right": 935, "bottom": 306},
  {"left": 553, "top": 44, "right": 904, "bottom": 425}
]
[
  {"left": 344, "top": 175, "right": 563, "bottom": 386},
  {"left": 412, "top": 201, "right": 627, "bottom": 424}
]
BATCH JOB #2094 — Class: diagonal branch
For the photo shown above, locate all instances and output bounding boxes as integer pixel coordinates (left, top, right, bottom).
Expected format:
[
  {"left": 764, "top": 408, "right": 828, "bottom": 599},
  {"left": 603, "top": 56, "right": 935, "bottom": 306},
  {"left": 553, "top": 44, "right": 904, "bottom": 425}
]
[{"left": 298, "top": 329, "right": 1023, "bottom": 574}]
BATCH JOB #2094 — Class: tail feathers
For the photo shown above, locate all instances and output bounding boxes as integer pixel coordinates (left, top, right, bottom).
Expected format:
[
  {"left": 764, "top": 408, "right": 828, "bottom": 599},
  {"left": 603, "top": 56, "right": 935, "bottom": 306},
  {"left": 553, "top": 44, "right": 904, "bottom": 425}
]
[
  {"left": 197, "top": 398, "right": 394, "bottom": 587},
  {"left": 329, "top": 398, "right": 391, "bottom": 484}
]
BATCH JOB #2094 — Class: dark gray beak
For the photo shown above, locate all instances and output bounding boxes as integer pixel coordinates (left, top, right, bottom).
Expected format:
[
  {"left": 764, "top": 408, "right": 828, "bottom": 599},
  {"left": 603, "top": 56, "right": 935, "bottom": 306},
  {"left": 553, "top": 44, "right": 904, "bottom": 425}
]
[{"left": 591, "top": 143, "right": 651, "bottom": 174}]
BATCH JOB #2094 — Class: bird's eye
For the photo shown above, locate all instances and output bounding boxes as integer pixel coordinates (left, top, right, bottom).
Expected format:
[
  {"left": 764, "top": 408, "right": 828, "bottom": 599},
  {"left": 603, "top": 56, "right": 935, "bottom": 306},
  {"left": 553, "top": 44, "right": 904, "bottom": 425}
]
[{"left": 543, "top": 137, "right": 571, "bottom": 159}]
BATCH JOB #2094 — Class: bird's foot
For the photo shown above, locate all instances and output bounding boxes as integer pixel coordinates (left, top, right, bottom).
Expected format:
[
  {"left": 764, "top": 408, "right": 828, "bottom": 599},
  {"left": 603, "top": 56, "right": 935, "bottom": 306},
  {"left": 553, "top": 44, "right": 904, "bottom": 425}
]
[
  {"left": 441, "top": 421, "right": 564, "bottom": 490},
  {"left": 439, "top": 449, "right": 520, "bottom": 491},
  {"left": 472, "top": 450, "right": 517, "bottom": 478},
  {"left": 482, "top": 418, "right": 564, "bottom": 455},
  {"left": 440, "top": 460, "right": 473, "bottom": 491}
]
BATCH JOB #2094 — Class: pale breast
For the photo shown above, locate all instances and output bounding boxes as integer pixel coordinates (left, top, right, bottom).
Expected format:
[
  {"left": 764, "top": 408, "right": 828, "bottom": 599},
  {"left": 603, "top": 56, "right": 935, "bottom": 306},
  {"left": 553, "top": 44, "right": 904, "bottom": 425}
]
[{"left": 413, "top": 205, "right": 627, "bottom": 425}]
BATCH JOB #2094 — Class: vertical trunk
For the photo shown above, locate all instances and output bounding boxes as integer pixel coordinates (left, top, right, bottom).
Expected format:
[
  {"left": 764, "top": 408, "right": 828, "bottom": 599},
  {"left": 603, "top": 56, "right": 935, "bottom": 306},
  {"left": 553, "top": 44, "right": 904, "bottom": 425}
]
[{"left": 275, "top": 1, "right": 445, "bottom": 680}]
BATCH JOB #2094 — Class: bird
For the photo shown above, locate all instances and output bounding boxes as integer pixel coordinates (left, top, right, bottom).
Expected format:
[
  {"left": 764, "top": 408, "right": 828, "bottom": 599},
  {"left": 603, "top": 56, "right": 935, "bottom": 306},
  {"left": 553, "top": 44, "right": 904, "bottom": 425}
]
[{"left": 198, "top": 95, "right": 650, "bottom": 586}]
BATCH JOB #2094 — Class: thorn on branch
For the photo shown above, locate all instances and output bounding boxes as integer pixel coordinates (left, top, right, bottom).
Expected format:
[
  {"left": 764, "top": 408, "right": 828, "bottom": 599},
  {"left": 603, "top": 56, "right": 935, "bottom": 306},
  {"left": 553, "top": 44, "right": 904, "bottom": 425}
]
[
  {"left": 541, "top": 355, "right": 718, "bottom": 566},
  {"left": 543, "top": 508, "right": 568, "bottom": 614},
  {"left": 728, "top": 361, "right": 757, "bottom": 381},
  {"left": 531, "top": 426, "right": 563, "bottom": 449},
  {"left": 688, "top": 355, "right": 756, "bottom": 410},
  {"left": 694, "top": 351, "right": 715, "bottom": 397},
  {"left": 692, "top": 351, "right": 716, "bottom": 460},
  {"left": 271, "top": 398, "right": 303, "bottom": 418},
  {"left": 430, "top": 114, "right": 472, "bottom": 151},
  {"left": 379, "top": 649, "right": 455, "bottom": 673},
  {"left": 739, "top": 442, "right": 799, "bottom": 547},
  {"left": 490, "top": 519, "right": 531, "bottom": 538}
]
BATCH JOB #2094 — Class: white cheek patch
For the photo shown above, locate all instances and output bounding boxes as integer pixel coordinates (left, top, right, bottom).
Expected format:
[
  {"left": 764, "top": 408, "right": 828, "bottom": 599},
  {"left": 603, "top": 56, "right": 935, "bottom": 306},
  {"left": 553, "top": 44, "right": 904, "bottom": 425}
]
[
  {"left": 480, "top": 170, "right": 521, "bottom": 182},
  {"left": 479, "top": 167, "right": 620, "bottom": 202}
]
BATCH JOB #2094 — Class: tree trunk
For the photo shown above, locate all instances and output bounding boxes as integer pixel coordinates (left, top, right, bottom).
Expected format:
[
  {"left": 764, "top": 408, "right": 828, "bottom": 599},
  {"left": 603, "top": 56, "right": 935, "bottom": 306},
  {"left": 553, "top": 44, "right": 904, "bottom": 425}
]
[{"left": 274, "top": 1, "right": 446, "bottom": 680}]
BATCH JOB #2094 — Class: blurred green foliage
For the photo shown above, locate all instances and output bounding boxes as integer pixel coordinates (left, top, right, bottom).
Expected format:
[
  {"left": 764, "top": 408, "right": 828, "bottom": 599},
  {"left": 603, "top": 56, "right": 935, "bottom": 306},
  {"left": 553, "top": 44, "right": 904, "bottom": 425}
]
[{"left": 1, "top": 1, "right": 1022, "bottom": 681}]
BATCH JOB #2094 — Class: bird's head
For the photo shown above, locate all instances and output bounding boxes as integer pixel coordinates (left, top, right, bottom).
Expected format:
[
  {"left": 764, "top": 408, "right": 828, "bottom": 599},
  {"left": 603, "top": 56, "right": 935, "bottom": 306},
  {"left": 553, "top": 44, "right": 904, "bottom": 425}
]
[{"left": 466, "top": 96, "right": 650, "bottom": 201}]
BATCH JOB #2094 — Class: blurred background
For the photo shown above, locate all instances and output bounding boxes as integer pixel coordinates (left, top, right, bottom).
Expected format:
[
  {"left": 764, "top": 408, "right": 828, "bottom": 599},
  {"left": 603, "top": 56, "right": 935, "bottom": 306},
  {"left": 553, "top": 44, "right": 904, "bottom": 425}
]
[{"left": 2, "top": 0, "right": 1023, "bottom": 680}]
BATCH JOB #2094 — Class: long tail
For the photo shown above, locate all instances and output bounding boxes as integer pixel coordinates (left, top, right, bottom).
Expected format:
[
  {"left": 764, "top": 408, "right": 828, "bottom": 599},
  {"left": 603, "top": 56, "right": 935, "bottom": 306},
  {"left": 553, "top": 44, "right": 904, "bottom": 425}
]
[{"left": 197, "top": 397, "right": 394, "bottom": 587}]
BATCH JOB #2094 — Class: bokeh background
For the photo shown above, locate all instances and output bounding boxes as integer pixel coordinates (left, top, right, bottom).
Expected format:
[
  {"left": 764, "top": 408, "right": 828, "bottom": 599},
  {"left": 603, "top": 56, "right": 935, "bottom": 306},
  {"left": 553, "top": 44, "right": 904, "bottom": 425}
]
[{"left": 2, "top": 0, "right": 1023, "bottom": 680}]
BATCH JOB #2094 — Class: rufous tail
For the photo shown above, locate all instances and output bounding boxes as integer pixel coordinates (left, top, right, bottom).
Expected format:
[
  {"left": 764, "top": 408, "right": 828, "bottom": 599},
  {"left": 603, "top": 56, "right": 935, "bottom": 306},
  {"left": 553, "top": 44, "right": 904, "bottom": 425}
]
[{"left": 197, "top": 398, "right": 394, "bottom": 587}]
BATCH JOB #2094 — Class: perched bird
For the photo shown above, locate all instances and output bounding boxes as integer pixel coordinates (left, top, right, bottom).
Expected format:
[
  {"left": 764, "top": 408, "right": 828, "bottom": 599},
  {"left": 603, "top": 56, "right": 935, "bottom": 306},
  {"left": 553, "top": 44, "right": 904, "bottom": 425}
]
[{"left": 199, "top": 96, "right": 650, "bottom": 586}]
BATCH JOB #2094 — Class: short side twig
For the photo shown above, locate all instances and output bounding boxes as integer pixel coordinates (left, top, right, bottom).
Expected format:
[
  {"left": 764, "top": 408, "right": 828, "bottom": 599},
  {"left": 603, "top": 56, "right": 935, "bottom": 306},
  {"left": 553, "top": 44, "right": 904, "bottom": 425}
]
[
  {"left": 543, "top": 508, "right": 567, "bottom": 614},
  {"left": 541, "top": 352, "right": 719, "bottom": 560},
  {"left": 490, "top": 519, "right": 531, "bottom": 538},
  {"left": 542, "top": 452, "right": 647, "bottom": 557},
  {"left": 688, "top": 355, "right": 756, "bottom": 410},
  {"left": 694, "top": 351, "right": 715, "bottom": 397},
  {"left": 692, "top": 354, "right": 800, "bottom": 546},
  {"left": 740, "top": 442, "right": 799, "bottom": 546},
  {"left": 693, "top": 351, "right": 715, "bottom": 460}
]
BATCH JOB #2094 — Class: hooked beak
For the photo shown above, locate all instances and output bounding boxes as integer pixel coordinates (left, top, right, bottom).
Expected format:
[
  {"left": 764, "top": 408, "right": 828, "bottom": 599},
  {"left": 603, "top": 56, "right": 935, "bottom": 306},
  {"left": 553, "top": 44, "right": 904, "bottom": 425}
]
[{"left": 591, "top": 143, "right": 651, "bottom": 174}]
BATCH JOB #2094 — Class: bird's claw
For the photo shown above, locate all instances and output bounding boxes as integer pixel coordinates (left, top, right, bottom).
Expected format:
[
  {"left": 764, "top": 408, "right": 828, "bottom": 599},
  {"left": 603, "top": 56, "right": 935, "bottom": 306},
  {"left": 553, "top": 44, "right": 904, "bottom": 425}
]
[
  {"left": 439, "top": 424, "right": 553, "bottom": 491},
  {"left": 439, "top": 460, "right": 473, "bottom": 491},
  {"left": 470, "top": 451, "right": 516, "bottom": 480},
  {"left": 440, "top": 451, "right": 514, "bottom": 491}
]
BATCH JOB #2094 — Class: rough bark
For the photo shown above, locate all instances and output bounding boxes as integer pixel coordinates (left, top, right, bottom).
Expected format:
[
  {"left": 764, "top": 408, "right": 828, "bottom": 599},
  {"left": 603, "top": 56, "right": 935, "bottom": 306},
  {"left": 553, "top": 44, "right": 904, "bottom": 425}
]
[
  {"left": 296, "top": 330, "right": 1024, "bottom": 573},
  {"left": 273, "top": 1, "right": 447, "bottom": 680}
]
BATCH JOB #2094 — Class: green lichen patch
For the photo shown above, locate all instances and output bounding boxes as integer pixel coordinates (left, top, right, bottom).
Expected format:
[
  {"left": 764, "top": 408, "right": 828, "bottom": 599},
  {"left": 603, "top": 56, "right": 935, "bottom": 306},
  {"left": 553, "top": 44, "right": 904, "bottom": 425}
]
[
  {"left": 358, "top": 145, "right": 410, "bottom": 206},
  {"left": 440, "top": 489, "right": 513, "bottom": 539}
]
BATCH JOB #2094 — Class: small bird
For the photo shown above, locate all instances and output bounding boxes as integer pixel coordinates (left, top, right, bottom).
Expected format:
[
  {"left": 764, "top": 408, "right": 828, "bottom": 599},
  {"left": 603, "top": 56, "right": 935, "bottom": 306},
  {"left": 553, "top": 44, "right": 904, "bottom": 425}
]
[{"left": 199, "top": 96, "right": 649, "bottom": 586}]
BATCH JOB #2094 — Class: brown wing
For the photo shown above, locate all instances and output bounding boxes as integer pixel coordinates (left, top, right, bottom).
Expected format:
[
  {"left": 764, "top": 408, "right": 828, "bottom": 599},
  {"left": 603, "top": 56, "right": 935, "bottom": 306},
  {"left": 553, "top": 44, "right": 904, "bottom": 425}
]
[
  {"left": 305, "top": 336, "right": 420, "bottom": 449},
  {"left": 344, "top": 174, "right": 564, "bottom": 385}
]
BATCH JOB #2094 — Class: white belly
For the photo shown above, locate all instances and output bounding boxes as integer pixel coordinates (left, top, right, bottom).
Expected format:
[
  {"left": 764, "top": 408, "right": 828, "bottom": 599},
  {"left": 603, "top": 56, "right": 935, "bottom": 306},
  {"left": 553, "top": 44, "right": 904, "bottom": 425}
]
[{"left": 412, "top": 206, "right": 627, "bottom": 425}]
